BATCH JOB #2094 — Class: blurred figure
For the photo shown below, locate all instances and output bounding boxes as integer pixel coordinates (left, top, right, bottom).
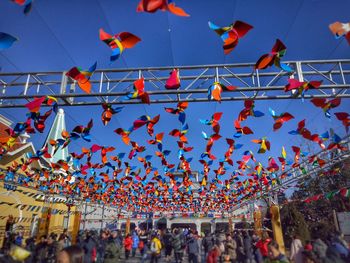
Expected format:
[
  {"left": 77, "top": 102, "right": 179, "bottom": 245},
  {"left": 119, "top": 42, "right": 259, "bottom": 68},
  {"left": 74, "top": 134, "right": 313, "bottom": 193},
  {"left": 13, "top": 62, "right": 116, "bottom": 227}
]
[
  {"left": 187, "top": 231, "right": 199, "bottom": 263},
  {"left": 301, "top": 250, "right": 320, "bottom": 263},
  {"left": 131, "top": 231, "right": 139, "bottom": 257},
  {"left": 243, "top": 231, "right": 254, "bottom": 263},
  {"left": 203, "top": 231, "right": 214, "bottom": 261},
  {"left": 290, "top": 235, "right": 303, "bottom": 263},
  {"left": 266, "top": 241, "right": 289, "bottom": 263},
  {"left": 225, "top": 234, "right": 237, "bottom": 263},
  {"left": 82, "top": 231, "right": 96, "bottom": 263},
  {"left": 256, "top": 232, "right": 271, "bottom": 260},
  {"left": 124, "top": 233, "right": 133, "bottom": 260},
  {"left": 47, "top": 233, "right": 59, "bottom": 263},
  {"left": 207, "top": 241, "right": 222, "bottom": 263},
  {"left": 59, "top": 229, "right": 71, "bottom": 248},
  {"left": 104, "top": 232, "right": 120, "bottom": 263},
  {"left": 163, "top": 229, "right": 173, "bottom": 262},
  {"left": 14, "top": 232, "right": 23, "bottom": 247},
  {"left": 172, "top": 228, "right": 184, "bottom": 263},
  {"left": 24, "top": 237, "right": 36, "bottom": 263},
  {"left": 312, "top": 235, "right": 327, "bottom": 261},
  {"left": 139, "top": 230, "right": 148, "bottom": 256},
  {"left": 150, "top": 232, "right": 162, "bottom": 263},
  {"left": 57, "top": 245, "right": 84, "bottom": 263},
  {"left": 304, "top": 240, "right": 313, "bottom": 252},
  {"left": 34, "top": 235, "right": 48, "bottom": 263}
]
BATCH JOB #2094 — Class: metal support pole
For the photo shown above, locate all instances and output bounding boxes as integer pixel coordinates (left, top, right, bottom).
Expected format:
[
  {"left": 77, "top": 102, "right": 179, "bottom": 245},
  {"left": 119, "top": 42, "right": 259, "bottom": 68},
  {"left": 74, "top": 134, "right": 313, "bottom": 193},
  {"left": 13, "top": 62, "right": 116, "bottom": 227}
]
[{"left": 101, "top": 204, "right": 105, "bottom": 231}]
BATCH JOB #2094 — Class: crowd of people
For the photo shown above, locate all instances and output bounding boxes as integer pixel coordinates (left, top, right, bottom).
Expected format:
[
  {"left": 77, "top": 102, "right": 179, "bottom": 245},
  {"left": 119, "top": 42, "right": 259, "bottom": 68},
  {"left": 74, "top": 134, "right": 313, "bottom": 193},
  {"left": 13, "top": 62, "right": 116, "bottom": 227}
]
[{"left": 0, "top": 227, "right": 349, "bottom": 263}]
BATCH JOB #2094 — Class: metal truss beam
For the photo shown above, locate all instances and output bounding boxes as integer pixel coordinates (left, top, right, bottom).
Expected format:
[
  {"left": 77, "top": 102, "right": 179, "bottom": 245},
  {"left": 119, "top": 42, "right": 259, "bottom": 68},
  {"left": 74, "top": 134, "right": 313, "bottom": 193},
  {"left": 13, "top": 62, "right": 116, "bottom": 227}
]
[{"left": 0, "top": 59, "right": 349, "bottom": 108}]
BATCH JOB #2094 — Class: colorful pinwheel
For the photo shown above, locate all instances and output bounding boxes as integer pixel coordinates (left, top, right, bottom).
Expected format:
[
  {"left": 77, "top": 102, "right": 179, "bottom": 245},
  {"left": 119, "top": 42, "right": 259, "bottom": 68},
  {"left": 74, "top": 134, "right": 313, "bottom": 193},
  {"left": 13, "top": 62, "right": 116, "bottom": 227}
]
[
  {"left": 284, "top": 78, "right": 322, "bottom": 99},
  {"left": 101, "top": 103, "right": 124, "bottom": 126},
  {"left": 255, "top": 39, "right": 292, "bottom": 72},
  {"left": 208, "top": 20, "right": 253, "bottom": 54},
  {"left": 208, "top": 82, "right": 236, "bottom": 102},
  {"left": 136, "top": 0, "right": 189, "bottom": 17},
  {"left": 269, "top": 108, "right": 294, "bottom": 131},
  {"left": 125, "top": 78, "right": 150, "bottom": 104},
  {"left": 99, "top": 28, "right": 141, "bottom": 62},
  {"left": 252, "top": 137, "right": 271, "bottom": 154},
  {"left": 329, "top": 21, "right": 350, "bottom": 45},
  {"left": 66, "top": 62, "right": 97, "bottom": 94},
  {"left": 310, "top": 98, "right": 341, "bottom": 118}
]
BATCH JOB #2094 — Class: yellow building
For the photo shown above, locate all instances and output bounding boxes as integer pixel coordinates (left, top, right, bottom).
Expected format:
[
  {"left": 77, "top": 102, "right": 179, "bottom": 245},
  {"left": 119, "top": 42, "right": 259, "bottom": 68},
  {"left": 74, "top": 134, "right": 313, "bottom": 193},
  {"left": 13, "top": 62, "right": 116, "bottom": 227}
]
[{"left": 0, "top": 113, "right": 81, "bottom": 246}]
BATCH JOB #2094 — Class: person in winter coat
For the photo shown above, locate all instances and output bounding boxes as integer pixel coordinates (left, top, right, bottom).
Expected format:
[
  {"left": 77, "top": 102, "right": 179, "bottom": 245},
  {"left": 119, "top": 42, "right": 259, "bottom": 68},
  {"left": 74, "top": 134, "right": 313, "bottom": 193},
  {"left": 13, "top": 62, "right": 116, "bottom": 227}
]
[
  {"left": 203, "top": 232, "right": 214, "bottom": 260},
  {"left": 207, "top": 242, "right": 222, "bottom": 263},
  {"left": 172, "top": 228, "right": 184, "bottom": 263},
  {"left": 34, "top": 235, "right": 48, "bottom": 263},
  {"left": 312, "top": 237, "right": 328, "bottom": 260},
  {"left": 124, "top": 234, "right": 133, "bottom": 260},
  {"left": 225, "top": 234, "right": 237, "bottom": 262},
  {"left": 187, "top": 232, "right": 199, "bottom": 263},
  {"left": 139, "top": 230, "right": 148, "bottom": 256},
  {"left": 47, "top": 233, "right": 59, "bottom": 263},
  {"left": 243, "top": 231, "right": 254, "bottom": 263},
  {"left": 104, "top": 235, "right": 120, "bottom": 263},
  {"left": 82, "top": 231, "right": 97, "bottom": 263},
  {"left": 256, "top": 232, "right": 271, "bottom": 260},
  {"left": 150, "top": 233, "right": 162, "bottom": 263},
  {"left": 162, "top": 229, "right": 173, "bottom": 262},
  {"left": 290, "top": 235, "right": 303, "bottom": 263},
  {"left": 131, "top": 231, "right": 139, "bottom": 257},
  {"left": 265, "top": 240, "right": 289, "bottom": 263},
  {"left": 235, "top": 231, "right": 245, "bottom": 263}
]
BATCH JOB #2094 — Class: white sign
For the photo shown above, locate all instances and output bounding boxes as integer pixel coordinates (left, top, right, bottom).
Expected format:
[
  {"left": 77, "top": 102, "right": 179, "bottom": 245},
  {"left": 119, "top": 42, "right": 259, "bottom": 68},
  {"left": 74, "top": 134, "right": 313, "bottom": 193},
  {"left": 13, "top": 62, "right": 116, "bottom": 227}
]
[{"left": 337, "top": 212, "right": 350, "bottom": 235}]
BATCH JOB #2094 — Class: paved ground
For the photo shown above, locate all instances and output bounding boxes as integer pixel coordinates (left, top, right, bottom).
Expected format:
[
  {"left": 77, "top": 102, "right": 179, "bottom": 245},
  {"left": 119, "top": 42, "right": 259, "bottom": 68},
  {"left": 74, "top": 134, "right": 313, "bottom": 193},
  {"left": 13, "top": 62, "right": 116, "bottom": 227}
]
[{"left": 119, "top": 252, "right": 202, "bottom": 263}]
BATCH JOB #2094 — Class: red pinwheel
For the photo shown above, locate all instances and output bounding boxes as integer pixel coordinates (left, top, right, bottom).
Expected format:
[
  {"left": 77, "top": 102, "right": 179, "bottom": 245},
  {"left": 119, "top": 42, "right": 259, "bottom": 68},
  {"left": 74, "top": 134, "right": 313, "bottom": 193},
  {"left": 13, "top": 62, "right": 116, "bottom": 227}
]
[
  {"left": 200, "top": 112, "right": 223, "bottom": 134},
  {"left": 147, "top": 132, "right": 164, "bottom": 151},
  {"left": 25, "top": 96, "right": 58, "bottom": 114},
  {"left": 284, "top": 79, "right": 322, "bottom": 98},
  {"left": 269, "top": 107, "right": 294, "bottom": 131},
  {"left": 234, "top": 120, "right": 253, "bottom": 138},
  {"left": 289, "top": 120, "right": 325, "bottom": 149},
  {"left": 165, "top": 102, "right": 188, "bottom": 124},
  {"left": 224, "top": 139, "right": 243, "bottom": 166},
  {"left": 125, "top": 78, "right": 150, "bottom": 104},
  {"left": 66, "top": 62, "right": 97, "bottom": 94},
  {"left": 169, "top": 124, "right": 189, "bottom": 143},
  {"left": 101, "top": 103, "right": 124, "bottom": 126},
  {"left": 137, "top": 0, "right": 189, "bottom": 17},
  {"left": 238, "top": 100, "right": 264, "bottom": 121},
  {"left": 128, "top": 141, "right": 145, "bottom": 160},
  {"left": 114, "top": 128, "right": 133, "bottom": 145},
  {"left": 100, "top": 29, "right": 141, "bottom": 62},
  {"left": 310, "top": 98, "right": 341, "bottom": 118},
  {"left": 255, "top": 39, "right": 292, "bottom": 72},
  {"left": 334, "top": 112, "right": 350, "bottom": 132},
  {"left": 208, "top": 20, "right": 253, "bottom": 54},
  {"left": 165, "top": 69, "right": 181, "bottom": 89}
]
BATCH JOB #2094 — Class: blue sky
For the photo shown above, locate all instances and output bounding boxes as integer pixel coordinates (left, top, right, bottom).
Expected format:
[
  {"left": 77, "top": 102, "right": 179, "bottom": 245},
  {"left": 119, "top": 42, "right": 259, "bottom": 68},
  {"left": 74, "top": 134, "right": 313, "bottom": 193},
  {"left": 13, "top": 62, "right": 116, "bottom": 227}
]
[{"left": 0, "top": 0, "right": 349, "bottom": 186}]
